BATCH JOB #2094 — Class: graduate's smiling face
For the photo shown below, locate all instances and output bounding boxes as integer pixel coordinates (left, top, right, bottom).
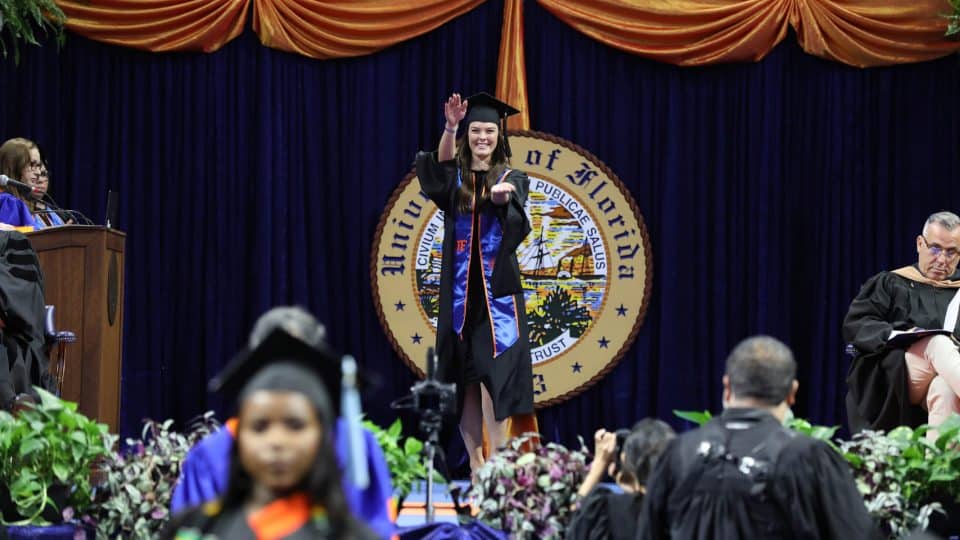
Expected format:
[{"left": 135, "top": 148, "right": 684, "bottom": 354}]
[
  {"left": 468, "top": 121, "right": 499, "bottom": 164},
  {"left": 917, "top": 222, "right": 960, "bottom": 281},
  {"left": 238, "top": 390, "right": 323, "bottom": 494}
]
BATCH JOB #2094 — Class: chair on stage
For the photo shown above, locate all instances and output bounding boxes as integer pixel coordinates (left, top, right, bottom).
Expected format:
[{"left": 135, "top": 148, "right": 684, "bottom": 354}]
[{"left": 43, "top": 305, "right": 76, "bottom": 396}]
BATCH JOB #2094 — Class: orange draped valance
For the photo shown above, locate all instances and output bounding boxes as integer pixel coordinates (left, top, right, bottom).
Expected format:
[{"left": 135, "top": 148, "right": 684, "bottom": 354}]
[
  {"left": 54, "top": 0, "right": 482, "bottom": 58},
  {"left": 57, "top": 0, "right": 249, "bottom": 53},
  {"left": 252, "top": 0, "right": 484, "bottom": 59},
  {"left": 537, "top": 0, "right": 960, "bottom": 67},
  {"left": 53, "top": 0, "right": 960, "bottom": 68}
]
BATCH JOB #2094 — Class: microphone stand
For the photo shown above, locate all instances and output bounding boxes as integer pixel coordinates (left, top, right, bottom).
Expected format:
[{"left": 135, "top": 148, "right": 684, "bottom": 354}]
[{"left": 39, "top": 193, "right": 94, "bottom": 225}]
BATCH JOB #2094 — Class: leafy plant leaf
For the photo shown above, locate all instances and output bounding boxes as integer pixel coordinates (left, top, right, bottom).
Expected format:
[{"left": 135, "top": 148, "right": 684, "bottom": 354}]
[{"left": 673, "top": 409, "right": 712, "bottom": 426}]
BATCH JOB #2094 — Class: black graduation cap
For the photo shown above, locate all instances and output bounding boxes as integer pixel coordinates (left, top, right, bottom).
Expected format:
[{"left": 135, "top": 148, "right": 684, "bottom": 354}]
[
  {"left": 208, "top": 328, "right": 343, "bottom": 415},
  {"left": 462, "top": 92, "right": 521, "bottom": 157}
]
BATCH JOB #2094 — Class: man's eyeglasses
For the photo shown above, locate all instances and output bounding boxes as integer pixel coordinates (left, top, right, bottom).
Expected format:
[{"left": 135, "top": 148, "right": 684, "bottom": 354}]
[{"left": 921, "top": 236, "right": 959, "bottom": 260}]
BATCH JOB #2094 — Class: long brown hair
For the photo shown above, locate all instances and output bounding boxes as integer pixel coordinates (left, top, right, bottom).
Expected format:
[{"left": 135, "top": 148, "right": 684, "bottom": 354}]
[
  {"left": 454, "top": 127, "right": 510, "bottom": 214},
  {"left": 0, "top": 137, "right": 37, "bottom": 201}
]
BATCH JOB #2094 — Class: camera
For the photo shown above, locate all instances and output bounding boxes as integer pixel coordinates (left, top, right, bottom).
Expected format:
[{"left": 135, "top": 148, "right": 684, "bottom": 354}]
[
  {"left": 410, "top": 347, "right": 456, "bottom": 417},
  {"left": 611, "top": 428, "right": 631, "bottom": 475}
]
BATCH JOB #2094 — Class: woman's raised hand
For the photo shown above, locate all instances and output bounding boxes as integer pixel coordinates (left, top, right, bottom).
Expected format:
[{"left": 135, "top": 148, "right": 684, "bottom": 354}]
[
  {"left": 445, "top": 93, "right": 468, "bottom": 129},
  {"left": 490, "top": 182, "right": 515, "bottom": 205}
]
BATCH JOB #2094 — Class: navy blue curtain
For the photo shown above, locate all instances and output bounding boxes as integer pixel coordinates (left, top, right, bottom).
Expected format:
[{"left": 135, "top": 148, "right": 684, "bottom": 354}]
[{"left": 0, "top": 0, "right": 958, "bottom": 472}]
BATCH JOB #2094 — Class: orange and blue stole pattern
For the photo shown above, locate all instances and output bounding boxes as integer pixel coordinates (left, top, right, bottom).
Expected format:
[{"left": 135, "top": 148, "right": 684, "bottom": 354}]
[{"left": 451, "top": 168, "right": 521, "bottom": 357}]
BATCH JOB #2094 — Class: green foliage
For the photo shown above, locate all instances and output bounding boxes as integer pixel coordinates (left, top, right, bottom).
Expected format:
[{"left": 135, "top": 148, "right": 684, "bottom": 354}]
[
  {"left": 362, "top": 418, "right": 444, "bottom": 503},
  {"left": 91, "top": 412, "right": 220, "bottom": 539},
  {"left": 785, "top": 417, "right": 841, "bottom": 452},
  {"left": 947, "top": 0, "right": 960, "bottom": 37},
  {"left": 0, "top": 387, "right": 111, "bottom": 525},
  {"left": 0, "top": 0, "right": 67, "bottom": 63},
  {"left": 672, "top": 409, "right": 712, "bottom": 426},
  {"left": 841, "top": 418, "right": 960, "bottom": 538}
]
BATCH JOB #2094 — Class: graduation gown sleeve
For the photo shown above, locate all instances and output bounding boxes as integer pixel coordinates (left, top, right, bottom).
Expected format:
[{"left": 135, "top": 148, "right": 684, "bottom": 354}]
[
  {"left": 0, "top": 193, "right": 36, "bottom": 228},
  {"left": 414, "top": 151, "right": 456, "bottom": 214},
  {"left": 491, "top": 169, "right": 530, "bottom": 298},
  {"left": 773, "top": 438, "right": 882, "bottom": 540},
  {"left": 842, "top": 272, "right": 903, "bottom": 353}
]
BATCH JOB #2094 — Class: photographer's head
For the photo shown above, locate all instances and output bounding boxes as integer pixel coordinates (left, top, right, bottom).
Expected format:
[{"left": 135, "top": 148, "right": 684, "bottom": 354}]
[
  {"left": 618, "top": 419, "right": 676, "bottom": 491},
  {"left": 723, "top": 335, "right": 798, "bottom": 421}
]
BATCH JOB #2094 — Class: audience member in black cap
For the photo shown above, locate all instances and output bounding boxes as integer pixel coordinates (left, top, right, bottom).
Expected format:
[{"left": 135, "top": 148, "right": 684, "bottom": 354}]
[
  {"left": 161, "top": 328, "right": 378, "bottom": 540},
  {"left": 169, "top": 306, "right": 393, "bottom": 538},
  {"left": 414, "top": 92, "right": 534, "bottom": 473}
]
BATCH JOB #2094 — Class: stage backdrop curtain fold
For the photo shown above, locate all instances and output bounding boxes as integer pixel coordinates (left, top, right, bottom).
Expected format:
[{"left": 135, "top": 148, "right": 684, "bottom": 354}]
[
  {"left": 537, "top": 0, "right": 960, "bottom": 67},
  {"left": 496, "top": 0, "right": 530, "bottom": 131},
  {"left": 56, "top": 0, "right": 250, "bottom": 53},
  {"left": 251, "top": 0, "right": 485, "bottom": 59}
]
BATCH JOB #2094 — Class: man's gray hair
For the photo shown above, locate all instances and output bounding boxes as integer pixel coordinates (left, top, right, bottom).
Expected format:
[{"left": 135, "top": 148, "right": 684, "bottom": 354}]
[
  {"left": 725, "top": 335, "right": 796, "bottom": 406},
  {"left": 923, "top": 211, "right": 960, "bottom": 236},
  {"left": 248, "top": 306, "right": 326, "bottom": 348}
]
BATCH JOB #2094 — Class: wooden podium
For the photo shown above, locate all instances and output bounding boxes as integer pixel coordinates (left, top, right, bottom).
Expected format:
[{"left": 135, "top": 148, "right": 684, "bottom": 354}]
[{"left": 26, "top": 226, "right": 125, "bottom": 432}]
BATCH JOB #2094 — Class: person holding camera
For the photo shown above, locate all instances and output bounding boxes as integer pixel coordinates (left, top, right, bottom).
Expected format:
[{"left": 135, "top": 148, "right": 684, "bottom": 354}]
[
  {"left": 639, "top": 336, "right": 880, "bottom": 540},
  {"left": 566, "top": 419, "right": 675, "bottom": 540},
  {"left": 414, "top": 92, "right": 534, "bottom": 474}
]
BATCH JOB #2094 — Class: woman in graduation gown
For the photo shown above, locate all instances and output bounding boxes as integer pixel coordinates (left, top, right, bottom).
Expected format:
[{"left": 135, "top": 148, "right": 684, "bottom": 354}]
[
  {"left": 414, "top": 92, "right": 534, "bottom": 473},
  {"left": 160, "top": 331, "right": 377, "bottom": 540}
]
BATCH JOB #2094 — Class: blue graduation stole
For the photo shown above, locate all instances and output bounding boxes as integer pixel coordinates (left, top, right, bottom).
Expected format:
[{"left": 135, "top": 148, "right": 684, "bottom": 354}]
[{"left": 451, "top": 168, "right": 521, "bottom": 357}]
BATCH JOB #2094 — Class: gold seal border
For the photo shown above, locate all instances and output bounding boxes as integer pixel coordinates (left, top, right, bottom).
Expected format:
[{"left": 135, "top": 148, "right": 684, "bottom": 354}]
[{"left": 370, "top": 130, "right": 653, "bottom": 407}]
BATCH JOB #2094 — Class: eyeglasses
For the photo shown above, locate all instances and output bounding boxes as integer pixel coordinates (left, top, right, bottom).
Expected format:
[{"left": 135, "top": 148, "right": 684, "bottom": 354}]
[
  {"left": 921, "top": 236, "right": 960, "bottom": 260},
  {"left": 27, "top": 160, "right": 42, "bottom": 170}
]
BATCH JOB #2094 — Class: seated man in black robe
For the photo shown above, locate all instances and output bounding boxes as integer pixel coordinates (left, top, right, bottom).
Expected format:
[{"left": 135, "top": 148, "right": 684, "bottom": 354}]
[
  {"left": 639, "top": 336, "right": 879, "bottom": 540},
  {"left": 844, "top": 211, "right": 960, "bottom": 433}
]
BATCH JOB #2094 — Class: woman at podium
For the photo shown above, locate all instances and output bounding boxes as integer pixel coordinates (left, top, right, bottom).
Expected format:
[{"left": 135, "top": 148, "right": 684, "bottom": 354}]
[{"left": 0, "top": 137, "right": 41, "bottom": 229}]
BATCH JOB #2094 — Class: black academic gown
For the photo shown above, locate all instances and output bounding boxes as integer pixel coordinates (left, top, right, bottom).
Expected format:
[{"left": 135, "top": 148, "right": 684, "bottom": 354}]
[
  {"left": 842, "top": 269, "right": 960, "bottom": 432},
  {"left": 414, "top": 151, "right": 534, "bottom": 421},
  {"left": 566, "top": 488, "right": 641, "bottom": 540},
  {"left": 0, "top": 231, "right": 51, "bottom": 407},
  {"left": 639, "top": 409, "right": 880, "bottom": 540}
]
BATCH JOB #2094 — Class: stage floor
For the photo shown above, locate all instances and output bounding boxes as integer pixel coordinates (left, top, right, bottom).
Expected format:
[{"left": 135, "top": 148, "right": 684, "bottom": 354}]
[
  {"left": 396, "top": 480, "right": 471, "bottom": 527},
  {"left": 395, "top": 480, "right": 624, "bottom": 527}
]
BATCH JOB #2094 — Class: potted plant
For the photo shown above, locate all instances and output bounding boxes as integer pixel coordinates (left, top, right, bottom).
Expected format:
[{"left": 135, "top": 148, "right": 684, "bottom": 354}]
[
  {"left": 0, "top": 0, "right": 67, "bottom": 62},
  {"left": 468, "top": 433, "right": 589, "bottom": 539},
  {"left": 91, "top": 412, "right": 220, "bottom": 539},
  {"left": 0, "top": 386, "right": 110, "bottom": 531},
  {"left": 840, "top": 418, "right": 960, "bottom": 538},
  {"left": 362, "top": 418, "right": 444, "bottom": 513}
]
